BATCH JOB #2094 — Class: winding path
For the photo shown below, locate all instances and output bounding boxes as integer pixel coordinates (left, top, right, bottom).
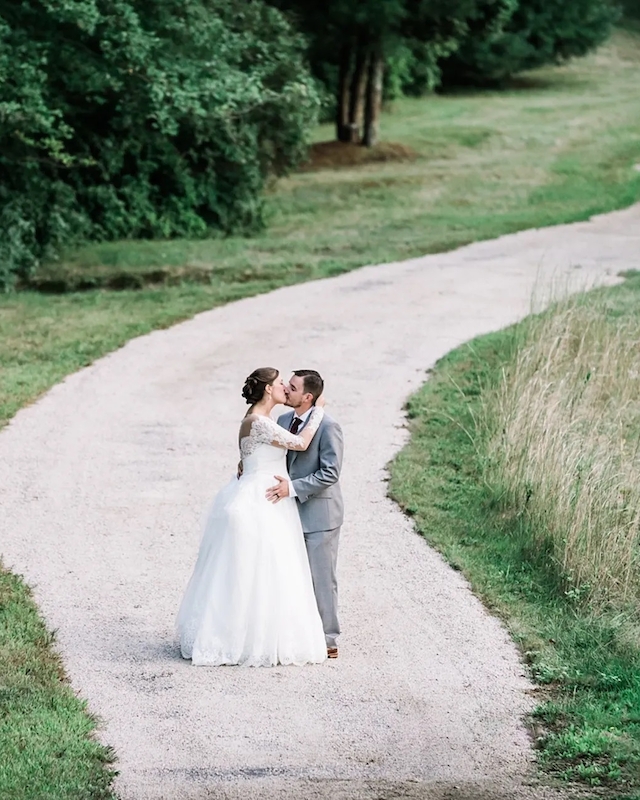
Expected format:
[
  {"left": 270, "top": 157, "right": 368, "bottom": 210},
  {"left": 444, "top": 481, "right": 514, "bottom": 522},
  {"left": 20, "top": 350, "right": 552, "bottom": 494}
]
[{"left": 1, "top": 205, "right": 639, "bottom": 800}]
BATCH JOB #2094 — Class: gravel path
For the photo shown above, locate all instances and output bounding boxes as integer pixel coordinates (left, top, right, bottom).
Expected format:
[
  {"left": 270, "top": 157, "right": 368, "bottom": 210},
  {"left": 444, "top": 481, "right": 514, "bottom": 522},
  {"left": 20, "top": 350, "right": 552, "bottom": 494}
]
[{"left": 1, "top": 204, "right": 639, "bottom": 800}]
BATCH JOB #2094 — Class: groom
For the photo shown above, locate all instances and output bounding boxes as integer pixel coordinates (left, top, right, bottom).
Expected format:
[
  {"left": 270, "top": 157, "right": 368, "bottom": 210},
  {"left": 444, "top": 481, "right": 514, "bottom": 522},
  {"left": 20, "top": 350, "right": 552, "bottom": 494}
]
[{"left": 266, "top": 370, "right": 344, "bottom": 659}]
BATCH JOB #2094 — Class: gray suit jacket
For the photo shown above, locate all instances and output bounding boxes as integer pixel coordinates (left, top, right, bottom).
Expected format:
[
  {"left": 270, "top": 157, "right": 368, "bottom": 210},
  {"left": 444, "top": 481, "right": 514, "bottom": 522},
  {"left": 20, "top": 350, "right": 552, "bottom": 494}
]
[{"left": 278, "top": 410, "right": 344, "bottom": 534}]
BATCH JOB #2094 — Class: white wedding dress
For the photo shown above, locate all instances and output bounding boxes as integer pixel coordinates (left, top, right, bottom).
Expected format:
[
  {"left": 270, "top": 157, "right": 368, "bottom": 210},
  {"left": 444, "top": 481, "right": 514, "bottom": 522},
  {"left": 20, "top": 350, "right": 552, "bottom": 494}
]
[{"left": 177, "top": 410, "right": 327, "bottom": 666}]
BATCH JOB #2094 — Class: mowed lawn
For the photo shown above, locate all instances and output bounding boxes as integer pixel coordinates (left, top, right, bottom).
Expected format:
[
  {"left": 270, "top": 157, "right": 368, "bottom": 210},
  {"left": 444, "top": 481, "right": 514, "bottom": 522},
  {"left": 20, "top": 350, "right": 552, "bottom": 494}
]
[
  {"left": 1, "top": 29, "right": 640, "bottom": 428},
  {"left": 1, "top": 27, "right": 640, "bottom": 800}
]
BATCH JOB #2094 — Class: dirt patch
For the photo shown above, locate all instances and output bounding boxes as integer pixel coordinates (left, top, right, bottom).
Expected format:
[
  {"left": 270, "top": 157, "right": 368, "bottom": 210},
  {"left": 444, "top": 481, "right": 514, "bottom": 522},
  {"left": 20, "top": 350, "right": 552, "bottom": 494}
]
[{"left": 301, "top": 140, "right": 419, "bottom": 171}]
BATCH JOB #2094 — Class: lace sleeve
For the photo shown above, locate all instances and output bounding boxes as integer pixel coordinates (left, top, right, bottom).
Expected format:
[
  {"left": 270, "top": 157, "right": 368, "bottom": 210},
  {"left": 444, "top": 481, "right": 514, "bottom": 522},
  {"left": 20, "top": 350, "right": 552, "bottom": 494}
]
[{"left": 248, "top": 408, "right": 324, "bottom": 452}]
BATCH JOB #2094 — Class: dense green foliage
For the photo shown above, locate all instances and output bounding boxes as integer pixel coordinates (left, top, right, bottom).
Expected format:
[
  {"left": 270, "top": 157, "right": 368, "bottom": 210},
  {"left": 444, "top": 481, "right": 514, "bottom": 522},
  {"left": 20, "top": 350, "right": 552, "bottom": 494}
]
[
  {"left": 0, "top": 0, "right": 622, "bottom": 286},
  {"left": 0, "top": 0, "right": 318, "bottom": 289},
  {"left": 271, "top": 0, "right": 618, "bottom": 125},
  {"left": 275, "top": 0, "right": 492, "bottom": 77},
  {"left": 273, "top": 0, "right": 520, "bottom": 137},
  {"left": 389, "top": 275, "right": 640, "bottom": 792},
  {"left": 622, "top": 0, "right": 640, "bottom": 20},
  {"left": 440, "top": 0, "right": 620, "bottom": 84}
]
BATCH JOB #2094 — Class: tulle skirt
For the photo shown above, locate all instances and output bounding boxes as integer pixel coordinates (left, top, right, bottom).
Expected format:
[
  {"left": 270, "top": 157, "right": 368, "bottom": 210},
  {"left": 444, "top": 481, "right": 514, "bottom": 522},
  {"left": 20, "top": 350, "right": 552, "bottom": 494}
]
[{"left": 177, "top": 472, "right": 327, "bottom": 666}]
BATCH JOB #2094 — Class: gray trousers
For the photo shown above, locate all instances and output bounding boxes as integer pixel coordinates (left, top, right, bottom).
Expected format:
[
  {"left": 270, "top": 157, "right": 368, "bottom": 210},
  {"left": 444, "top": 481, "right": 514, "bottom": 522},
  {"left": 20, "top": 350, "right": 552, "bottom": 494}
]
[{"left": 304, "top": 527, "right": 341, "bottom": 648}]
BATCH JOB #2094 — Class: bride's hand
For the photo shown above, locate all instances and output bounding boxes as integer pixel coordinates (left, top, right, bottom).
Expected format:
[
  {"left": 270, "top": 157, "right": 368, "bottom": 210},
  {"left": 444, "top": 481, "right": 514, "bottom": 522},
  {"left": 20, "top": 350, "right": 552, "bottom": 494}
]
[{"left": 315, "top": 394, "right": 326, "bottom": 408}]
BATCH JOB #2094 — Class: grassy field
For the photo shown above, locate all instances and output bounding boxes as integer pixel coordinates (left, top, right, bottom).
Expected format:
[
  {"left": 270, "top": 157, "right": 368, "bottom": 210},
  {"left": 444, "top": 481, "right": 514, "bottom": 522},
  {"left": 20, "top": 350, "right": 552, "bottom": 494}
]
[
  {"left": 389, "top": 274, "right": 640, "bottom": 797},
  {"left": 2, "top": 29, "right": 640, "bottom": 429},
  {"left": 0, "top": 568, "right": 115, "bottom": 799},
  {"left": 485, "top": 293, "right": 640, "bottom": 610},
  {"left": 1, "top": 26, "right": 640, "bottom": 800}
]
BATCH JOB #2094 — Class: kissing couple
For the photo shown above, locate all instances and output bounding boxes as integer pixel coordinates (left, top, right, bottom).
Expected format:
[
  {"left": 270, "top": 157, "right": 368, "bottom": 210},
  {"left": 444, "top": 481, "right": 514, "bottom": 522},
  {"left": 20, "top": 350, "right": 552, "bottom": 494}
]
[{"left": 177, "top": 368, "right": 344, "bottom": 666}]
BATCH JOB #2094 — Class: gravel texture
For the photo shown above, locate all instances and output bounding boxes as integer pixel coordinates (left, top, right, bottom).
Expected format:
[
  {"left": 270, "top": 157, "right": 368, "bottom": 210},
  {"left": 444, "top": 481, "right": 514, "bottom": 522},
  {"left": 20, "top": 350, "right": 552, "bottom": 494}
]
[{"left": 1, "top": 205, "right": 638, "bottom": 799}]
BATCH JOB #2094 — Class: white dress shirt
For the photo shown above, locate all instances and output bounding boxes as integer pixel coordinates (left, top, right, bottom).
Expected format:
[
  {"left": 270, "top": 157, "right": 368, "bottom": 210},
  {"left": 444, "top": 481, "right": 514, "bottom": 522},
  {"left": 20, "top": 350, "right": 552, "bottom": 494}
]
[{"left": 287, "top": 407, "right": 313, "bottom": 498}]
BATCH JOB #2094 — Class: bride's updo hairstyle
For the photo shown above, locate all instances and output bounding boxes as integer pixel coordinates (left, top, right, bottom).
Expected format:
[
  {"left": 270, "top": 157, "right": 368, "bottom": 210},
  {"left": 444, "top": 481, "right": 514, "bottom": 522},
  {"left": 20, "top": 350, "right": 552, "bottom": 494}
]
[{"left": 242, "top": 367, "right": 279, "bottom": 405}]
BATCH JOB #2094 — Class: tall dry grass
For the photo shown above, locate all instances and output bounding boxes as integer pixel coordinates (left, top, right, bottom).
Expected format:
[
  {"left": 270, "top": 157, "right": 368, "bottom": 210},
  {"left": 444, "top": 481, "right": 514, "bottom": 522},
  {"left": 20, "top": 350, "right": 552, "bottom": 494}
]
[{"left": 484, "top": 294, "right": 640, "bottom": 608}]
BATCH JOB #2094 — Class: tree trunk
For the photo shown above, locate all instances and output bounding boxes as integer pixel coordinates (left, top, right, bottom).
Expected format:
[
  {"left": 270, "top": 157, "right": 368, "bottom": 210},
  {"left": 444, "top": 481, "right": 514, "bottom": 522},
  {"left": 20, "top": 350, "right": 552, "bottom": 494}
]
[
  {"left": 347, "top": 46, "right": 369, "bottom": 143},
  {"left": 362, "top": 51, "right": 383, "bottom": 148},
  {"left": 336, "top": 44, "right": 352, "bottom": 143}
]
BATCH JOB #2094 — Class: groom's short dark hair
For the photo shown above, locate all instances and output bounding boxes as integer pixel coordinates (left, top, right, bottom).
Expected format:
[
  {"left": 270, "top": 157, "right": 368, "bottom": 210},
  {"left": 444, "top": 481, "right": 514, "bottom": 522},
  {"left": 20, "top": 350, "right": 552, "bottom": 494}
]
[{"left": 294, "top": 369, "right": 324, "bottom": 402}]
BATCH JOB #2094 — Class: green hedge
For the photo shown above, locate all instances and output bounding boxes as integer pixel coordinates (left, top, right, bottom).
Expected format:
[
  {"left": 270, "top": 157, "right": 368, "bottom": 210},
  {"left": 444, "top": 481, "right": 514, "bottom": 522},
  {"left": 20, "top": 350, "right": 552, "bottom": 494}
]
[{"left": 0, "top": 0, "right": 319, "bottom": 289}]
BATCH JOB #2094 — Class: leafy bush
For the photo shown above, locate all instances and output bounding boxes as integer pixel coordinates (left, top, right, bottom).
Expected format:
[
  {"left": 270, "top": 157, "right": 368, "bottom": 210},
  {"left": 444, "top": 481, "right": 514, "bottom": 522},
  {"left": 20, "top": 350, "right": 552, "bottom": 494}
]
[
  {"left": 622, "top": 0, "right": 640, "bottom": 19},
  {"left": 272, "top": 0, "right": 616, "bottom": 130},
  {"left": 0, "top": 0, "right": 319, "bottom": 289},
  {"left": 440, "top": 0, "right": 619, "bottom": 85}
]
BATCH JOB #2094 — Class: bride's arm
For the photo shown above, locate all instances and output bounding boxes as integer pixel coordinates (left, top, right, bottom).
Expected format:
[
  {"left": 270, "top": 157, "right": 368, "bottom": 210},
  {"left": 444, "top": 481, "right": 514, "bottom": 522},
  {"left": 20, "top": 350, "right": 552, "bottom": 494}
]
[
  {"left": 240, "top": 400, "right": 325, "bottom": 453},
  {"left": 241, "top": 407, "right": 324, "bottom": 452},
  {"left": 268, "top": 406, "right": 325, "bottom": 451}
]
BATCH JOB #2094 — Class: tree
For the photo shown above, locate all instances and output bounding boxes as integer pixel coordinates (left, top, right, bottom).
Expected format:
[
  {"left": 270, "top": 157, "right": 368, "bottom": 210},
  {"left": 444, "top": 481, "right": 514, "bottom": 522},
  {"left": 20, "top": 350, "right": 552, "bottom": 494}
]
[
  {"left": 272, "top": 0, "right": 517, "bottom": 146},
  {"left": 270, "top": 0, "right": 403, "bottom": 145},
  {"left": 439, "top": 0, "right": 619, "bottom": 85},
  {"left": 0, "top": 0, "right": 319, "bottom": 289}
]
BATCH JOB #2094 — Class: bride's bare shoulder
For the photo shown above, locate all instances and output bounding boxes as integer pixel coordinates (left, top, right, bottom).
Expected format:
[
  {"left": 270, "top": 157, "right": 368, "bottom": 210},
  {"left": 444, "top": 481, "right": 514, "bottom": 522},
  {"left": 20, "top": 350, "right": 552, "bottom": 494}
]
[{"left": 239, "top": 413, "right": 271, "bottom": 437}]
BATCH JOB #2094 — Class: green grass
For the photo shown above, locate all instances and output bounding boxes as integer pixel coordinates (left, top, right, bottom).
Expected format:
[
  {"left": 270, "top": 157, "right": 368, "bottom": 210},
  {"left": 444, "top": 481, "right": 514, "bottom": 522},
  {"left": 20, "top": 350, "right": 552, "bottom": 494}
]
[
  {"left": 4, "top": 29, "right": 640, "bottom": 429},
  {"left": 0, "top": 567, "right": 115, "bottom": 799},
  {"left": 1, "top": 27, "right": 640, "bottom": 800},
  {"left": 388, "top": 273, "right": 640, "bottom": 798}
]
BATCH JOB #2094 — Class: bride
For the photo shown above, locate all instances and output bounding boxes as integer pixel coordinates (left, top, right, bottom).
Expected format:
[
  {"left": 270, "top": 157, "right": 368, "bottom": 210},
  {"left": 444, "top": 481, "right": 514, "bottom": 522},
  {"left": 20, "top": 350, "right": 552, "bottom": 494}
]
[{"left": 177, "top": 367, "right": 327, "bottom": 666}]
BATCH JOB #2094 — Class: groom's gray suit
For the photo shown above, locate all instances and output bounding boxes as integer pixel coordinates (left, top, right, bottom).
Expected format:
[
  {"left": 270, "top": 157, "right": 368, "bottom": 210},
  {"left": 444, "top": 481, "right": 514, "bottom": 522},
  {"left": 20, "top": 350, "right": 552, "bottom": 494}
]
[{"left": 278, "top": 409, "right": 344, "bottom": 648}]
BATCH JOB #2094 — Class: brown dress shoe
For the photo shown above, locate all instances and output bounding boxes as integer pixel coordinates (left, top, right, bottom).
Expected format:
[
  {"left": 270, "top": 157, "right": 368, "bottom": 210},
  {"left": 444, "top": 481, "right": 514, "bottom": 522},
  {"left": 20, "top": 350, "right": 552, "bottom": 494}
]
[{"left": 327, "top": 647, "right": 338, "bottom": 659}]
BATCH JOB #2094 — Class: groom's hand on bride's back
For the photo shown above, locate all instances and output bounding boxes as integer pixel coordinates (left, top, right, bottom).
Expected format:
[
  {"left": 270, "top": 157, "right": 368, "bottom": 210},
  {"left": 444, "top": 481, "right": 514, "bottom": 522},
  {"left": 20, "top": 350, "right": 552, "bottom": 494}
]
[{"left": 266, "top": 475, "right": 289, "bottom": 504}]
